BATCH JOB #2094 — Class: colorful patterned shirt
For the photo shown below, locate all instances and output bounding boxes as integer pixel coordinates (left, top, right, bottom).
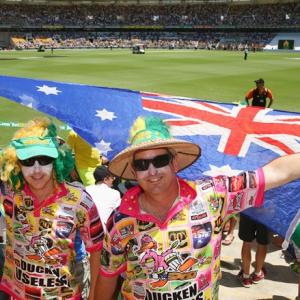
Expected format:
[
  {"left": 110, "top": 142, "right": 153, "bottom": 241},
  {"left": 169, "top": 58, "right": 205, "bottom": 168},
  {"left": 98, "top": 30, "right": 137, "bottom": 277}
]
[
  {"left": 100, "top": 170, "right": 265, "bottom": 300},
  {"left": 0, "top": 181, "right": 103, "bottom": 300}
]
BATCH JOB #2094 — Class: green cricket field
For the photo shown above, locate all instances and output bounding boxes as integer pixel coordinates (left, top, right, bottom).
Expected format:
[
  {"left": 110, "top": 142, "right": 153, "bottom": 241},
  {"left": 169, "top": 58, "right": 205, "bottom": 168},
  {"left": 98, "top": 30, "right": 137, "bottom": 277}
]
[{"left": 0, "top": 48, "right": 299, "bottom": 146}]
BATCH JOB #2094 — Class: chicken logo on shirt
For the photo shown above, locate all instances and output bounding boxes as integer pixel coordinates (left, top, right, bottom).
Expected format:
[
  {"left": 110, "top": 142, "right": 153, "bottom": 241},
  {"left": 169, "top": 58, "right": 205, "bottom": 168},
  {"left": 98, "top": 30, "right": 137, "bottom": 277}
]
[{"left": 136, "top": 234, "right": 198, "bottom": 288}]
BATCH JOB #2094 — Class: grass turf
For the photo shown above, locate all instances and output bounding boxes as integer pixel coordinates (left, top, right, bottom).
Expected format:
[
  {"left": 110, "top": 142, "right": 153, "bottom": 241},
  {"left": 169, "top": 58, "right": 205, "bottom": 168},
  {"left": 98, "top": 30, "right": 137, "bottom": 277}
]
[{"left": 0, "top": 48, "right": 299, "bottom": 145}]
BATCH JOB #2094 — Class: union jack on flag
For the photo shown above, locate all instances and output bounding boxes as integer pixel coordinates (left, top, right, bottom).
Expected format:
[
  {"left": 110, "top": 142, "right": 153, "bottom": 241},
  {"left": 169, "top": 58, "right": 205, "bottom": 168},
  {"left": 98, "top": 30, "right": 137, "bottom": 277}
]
[{"left": 0, "top": 75, "right": 299, "bottom": 246}]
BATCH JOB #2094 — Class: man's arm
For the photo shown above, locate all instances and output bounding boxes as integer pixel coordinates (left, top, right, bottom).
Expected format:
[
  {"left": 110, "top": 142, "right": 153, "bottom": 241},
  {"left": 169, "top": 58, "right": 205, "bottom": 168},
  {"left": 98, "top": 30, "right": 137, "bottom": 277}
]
[
  {"left": 263, "top": 153, "right": 300, "bottom": 191},
  {"left": 267, "top": 97, "right": 273, "bottom": 108},
  {"left": 267, "top": 89, "right": 274, "bottom": 108},
  {"left": 88, "top": 251, "right": 101, "bottom": 300},
  {"left": 245, "top": 89, "right": 253, "bottom": 106},
  {"left": 94, "top": 274, "right": 119, "bottom": 300}
]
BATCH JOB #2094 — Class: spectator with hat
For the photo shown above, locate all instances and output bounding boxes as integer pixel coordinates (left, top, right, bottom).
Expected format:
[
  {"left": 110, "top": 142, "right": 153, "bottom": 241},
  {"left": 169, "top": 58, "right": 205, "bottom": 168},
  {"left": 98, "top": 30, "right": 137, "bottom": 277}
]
[
  {"left": 95, "top": 115, "right": 300, "bottom": 300},
  {"left": 0, "top": 117, "right": 103, "bottom": 300},
  {"left": 245, "top": 78, "right": 274, "bottom": 108}
]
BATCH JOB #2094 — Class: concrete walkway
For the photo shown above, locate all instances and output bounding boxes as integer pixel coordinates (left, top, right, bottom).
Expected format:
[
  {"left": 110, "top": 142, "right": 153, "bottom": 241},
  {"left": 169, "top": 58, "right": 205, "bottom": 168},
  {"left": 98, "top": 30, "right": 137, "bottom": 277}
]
[{"left": 220, "top": 228, "right": 299, "bottom": 300}]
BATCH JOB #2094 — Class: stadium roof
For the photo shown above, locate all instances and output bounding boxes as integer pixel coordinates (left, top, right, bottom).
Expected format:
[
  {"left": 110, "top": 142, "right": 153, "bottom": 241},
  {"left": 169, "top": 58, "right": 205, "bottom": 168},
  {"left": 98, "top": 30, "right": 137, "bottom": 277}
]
[{"left": 0, "top": 0, "right": 296, "bottom": 3}]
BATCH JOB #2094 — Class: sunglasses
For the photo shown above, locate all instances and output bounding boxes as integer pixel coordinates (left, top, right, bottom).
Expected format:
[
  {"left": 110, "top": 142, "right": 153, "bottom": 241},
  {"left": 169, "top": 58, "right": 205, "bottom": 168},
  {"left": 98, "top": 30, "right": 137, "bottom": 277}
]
[
  {"left": 19, "top": 156, "right": 54, "bottom": 167},
  {"left": 132, "top": 153, "right": 173, "bottom": 172}
]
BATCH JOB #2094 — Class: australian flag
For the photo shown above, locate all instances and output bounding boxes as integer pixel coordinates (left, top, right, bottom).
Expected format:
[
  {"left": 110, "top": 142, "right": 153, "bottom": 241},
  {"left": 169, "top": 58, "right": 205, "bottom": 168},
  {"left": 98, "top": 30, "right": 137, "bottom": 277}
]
[{"left": 0, "top": 75, "right": 299, "bottom": 247}]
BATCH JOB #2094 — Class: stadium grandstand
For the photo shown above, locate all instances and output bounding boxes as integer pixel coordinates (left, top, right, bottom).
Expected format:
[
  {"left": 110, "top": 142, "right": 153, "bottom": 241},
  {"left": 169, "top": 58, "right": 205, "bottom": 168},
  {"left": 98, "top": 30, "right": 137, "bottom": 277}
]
[{"left": 0, "top": 0, "right": 299, "bottom": 51}]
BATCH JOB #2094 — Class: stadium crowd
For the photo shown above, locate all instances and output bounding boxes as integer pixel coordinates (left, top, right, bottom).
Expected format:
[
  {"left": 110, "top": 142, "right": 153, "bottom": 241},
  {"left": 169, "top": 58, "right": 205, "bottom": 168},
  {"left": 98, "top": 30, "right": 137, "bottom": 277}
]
[
  {"left": 11, "top": 31, "right": 274, "bottom": 51},
  {"left": 0, "top": 2, "right": 299, "bottom": 27},
  {"left": 1, "top": 1, "right": 297, "bottom": 51}
]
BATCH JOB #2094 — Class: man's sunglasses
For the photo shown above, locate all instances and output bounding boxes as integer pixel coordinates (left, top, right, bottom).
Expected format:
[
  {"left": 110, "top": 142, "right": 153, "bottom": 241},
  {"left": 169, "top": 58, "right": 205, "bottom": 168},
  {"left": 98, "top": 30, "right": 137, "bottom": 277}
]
[
  {"left": 19, "top": 156, "right": 54, "bottom": 167},
  {"left": 132, "top": 153, "right": 173, "bottom": 172}
]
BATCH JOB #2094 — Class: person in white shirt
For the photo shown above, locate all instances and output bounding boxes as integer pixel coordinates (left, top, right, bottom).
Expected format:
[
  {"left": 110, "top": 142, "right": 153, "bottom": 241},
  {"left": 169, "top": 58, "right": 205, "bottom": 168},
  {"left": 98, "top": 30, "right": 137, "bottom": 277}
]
[{"left": 87, "top": 166, "right": 121, "bottom": 227}]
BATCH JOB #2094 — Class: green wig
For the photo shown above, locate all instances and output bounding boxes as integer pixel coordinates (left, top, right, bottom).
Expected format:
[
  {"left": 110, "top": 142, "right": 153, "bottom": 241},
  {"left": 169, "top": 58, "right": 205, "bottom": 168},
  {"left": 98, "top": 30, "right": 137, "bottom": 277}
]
[{"left": 0, "top": 117, "right": 74, "bottom": 191}]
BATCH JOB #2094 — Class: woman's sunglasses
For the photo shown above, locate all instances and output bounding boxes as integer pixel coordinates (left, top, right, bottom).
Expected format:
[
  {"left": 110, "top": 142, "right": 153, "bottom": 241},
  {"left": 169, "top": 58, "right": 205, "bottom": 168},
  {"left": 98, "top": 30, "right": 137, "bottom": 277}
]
[
  {"left": 132, "top": 153, "right": 173, "bottom": 172},
  {"left": 19, "top": 156, "right": 54, "bottom": 167}
]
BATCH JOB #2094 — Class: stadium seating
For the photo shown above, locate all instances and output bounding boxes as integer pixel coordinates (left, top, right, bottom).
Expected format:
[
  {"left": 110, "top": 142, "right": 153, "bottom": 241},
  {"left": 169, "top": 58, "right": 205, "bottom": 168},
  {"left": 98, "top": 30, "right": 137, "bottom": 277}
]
[
  {"left": 9, "top": 31, "right": 275, "bottom": 51},
  {"left": 0, "top": 2, "right": 299, "bottom": 27},
  {"left": 1, "top": 2, "right": 299, "bottom": 50}
]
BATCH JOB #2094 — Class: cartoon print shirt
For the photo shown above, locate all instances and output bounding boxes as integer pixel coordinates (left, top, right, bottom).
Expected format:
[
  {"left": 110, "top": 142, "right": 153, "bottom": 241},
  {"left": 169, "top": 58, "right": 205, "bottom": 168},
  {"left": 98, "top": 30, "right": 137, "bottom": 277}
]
[
  {"left": 0, "top": 181, "right": 103, "bottom": 300},
  {"left": 100, "top": 170, "right": 265, "bottom": 300}
]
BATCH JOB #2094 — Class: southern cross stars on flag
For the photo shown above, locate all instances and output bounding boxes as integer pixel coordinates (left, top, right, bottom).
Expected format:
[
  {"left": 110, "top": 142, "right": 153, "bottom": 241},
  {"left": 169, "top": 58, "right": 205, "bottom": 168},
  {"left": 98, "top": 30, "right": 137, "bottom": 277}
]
[
  {"left": 37, "top": 85, "right": 61, "bottom": 96},
  {"left": 0, "top": 75, "right": 299, "bottom": 245}
]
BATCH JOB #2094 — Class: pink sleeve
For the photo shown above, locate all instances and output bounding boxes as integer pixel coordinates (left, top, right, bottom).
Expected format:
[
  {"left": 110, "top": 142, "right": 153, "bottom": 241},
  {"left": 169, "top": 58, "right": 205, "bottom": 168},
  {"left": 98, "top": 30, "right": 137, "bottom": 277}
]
[
  {"left": 254, "top": 168, "right": 265, "bottom": 207},
  {"left": 216, "top": 169, "right": 265, "bottom": 218},
  {"left": 79, "top": 191, "right": 104, "bottom": 253},
  {"left": 99, "top": 225, "right": 127, "bottom": 277}
]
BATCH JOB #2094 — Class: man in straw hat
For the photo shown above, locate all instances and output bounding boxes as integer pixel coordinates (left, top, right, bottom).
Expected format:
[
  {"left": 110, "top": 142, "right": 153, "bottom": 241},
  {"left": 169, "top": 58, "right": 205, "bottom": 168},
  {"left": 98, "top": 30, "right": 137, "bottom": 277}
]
[
  {"left": 96, "top": 115, "right": 300, "bottom": 300},
  {"left": 0, "top": 118, "right": 103, "bottom": 300}
]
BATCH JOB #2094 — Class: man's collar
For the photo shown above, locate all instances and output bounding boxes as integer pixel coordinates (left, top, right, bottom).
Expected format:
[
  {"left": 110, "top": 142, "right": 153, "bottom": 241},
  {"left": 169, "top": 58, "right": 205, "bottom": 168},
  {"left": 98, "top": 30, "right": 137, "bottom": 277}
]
[
  {"left": 24, "top": 182, "right": 68, "bottom": 207},
  {"left": 118, "top": 177, "right": 197, "bottom": 217}
]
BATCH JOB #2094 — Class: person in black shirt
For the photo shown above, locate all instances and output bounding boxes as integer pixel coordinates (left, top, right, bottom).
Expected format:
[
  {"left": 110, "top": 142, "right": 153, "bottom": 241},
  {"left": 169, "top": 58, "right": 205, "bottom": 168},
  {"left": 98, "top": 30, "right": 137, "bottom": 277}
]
[{"left": 245, "top": 78, "right": 274, "bottom": 108}]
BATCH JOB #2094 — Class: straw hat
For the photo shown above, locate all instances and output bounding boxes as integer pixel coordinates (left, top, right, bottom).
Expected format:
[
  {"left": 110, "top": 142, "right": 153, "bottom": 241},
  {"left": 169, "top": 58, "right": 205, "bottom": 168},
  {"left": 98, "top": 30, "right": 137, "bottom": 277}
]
[{"left": 109, "top": 116, "right": 201, "bottom": 180}]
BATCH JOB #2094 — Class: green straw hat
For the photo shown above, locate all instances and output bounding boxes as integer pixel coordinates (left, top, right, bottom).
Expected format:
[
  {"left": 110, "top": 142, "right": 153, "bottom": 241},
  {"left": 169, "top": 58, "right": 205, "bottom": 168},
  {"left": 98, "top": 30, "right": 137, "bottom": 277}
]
[{"left": 109, "top": 116, "right": 201, "bottom": 180}]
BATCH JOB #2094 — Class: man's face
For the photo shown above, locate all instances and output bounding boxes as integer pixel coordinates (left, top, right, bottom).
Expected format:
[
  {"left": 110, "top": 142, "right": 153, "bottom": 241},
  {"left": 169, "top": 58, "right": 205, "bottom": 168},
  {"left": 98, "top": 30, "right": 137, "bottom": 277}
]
[
  {"left": 20, "top": 156, "right": 54, "bottom": 194},
  {"left": 104, "top": 175, "right": 115, "bottom": 188},
  {"left": 132, "top": 148, "right": 178, "bottom": 196},
  {"left": 256, "top": 82, "right": 264, "bottom": 89}
]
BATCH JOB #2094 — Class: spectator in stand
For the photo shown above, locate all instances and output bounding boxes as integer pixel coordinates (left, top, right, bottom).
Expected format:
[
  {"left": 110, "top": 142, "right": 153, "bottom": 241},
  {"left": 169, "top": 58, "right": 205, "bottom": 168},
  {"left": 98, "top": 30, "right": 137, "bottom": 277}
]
[
  {"left": 0, "top": 2, "right": 297, "bottom": 27},
  {"left": 245, "top": 78, "right": 274, "bottom": 108},
  {"left": 10, "top": 30, "right": 275, "bottom": 52}
]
